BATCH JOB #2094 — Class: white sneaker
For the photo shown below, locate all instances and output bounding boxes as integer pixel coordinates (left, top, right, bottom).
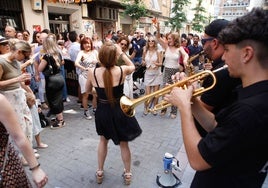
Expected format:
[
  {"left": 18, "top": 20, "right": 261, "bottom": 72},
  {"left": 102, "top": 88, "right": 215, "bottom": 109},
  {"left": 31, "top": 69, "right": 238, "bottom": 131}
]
[
  {"left": 35, "top": 153, "right": 40, "bottom": 159},
  {"left": 84, "top": 110, "right": 92, "bottom": 120}
]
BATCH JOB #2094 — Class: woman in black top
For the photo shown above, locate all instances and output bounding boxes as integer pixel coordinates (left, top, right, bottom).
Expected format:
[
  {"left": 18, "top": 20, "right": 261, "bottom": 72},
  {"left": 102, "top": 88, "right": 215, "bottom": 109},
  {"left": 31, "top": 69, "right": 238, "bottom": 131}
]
[
  {"left": 86, "top": 42, "right": 142, "bottom": 185},
  {"left": 38, "top": 34, "right": 65, "bottom": 129}
]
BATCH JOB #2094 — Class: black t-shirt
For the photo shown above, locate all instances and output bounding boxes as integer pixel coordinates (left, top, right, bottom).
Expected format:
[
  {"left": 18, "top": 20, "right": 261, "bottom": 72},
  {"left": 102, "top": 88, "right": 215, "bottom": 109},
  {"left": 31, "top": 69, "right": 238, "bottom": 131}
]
[
  {"left": 187, "top": 44, "right": 203, "bottom": 66},
  {"left": 42, "top": 54, "right": 62, "bottom": 78},
  {"left": 191, "top": 81, "right": 268, "bottom": 188},
  {"left": 201, "top": 58, "right": 241, "bottom": 114},
  {"left": 195, "top": 58, "right": 241, "bottom": 137}
]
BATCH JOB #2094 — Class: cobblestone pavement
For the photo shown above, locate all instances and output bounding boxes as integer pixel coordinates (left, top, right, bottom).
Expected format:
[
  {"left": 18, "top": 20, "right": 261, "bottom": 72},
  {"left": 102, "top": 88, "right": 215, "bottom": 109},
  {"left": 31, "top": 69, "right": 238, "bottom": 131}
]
[
  {"left": 25, "top": 95, "right": 193, "bottom": 188},
  {"left": 26, "top": 96, "right": 267, "bottom": 188}
]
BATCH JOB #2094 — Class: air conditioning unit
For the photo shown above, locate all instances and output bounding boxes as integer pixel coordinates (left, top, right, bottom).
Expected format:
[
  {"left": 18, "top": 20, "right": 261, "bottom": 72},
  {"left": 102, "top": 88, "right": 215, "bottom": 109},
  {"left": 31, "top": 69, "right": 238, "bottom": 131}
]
[{"left": 31, "top": 0, "right": 42, "bottom": 11}]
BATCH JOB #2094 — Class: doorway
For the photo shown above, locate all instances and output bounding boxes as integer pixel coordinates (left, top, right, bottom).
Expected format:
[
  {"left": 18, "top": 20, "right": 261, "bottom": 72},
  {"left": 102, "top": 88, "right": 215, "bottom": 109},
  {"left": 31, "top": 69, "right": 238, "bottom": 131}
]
[{"left": 49, "top": 14, "right": 70, "bottom": 34}]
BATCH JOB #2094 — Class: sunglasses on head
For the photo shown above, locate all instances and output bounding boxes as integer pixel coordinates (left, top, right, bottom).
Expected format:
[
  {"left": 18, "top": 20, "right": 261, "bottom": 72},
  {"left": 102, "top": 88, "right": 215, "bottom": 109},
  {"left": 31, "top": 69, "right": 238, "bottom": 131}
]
[
  {"left": 0, "top": 42, "right": 9, "bottom": 46},
  {"left": 201, "top": 37, "right": 214, "bottom": 45}
]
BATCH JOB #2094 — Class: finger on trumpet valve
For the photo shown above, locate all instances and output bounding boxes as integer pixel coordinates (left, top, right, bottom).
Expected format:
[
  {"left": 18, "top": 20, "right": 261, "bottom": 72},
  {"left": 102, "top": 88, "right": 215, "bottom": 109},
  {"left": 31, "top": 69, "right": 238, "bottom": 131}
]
[{"left": 171, "top": 75, "right": 177, "bottom": 83}]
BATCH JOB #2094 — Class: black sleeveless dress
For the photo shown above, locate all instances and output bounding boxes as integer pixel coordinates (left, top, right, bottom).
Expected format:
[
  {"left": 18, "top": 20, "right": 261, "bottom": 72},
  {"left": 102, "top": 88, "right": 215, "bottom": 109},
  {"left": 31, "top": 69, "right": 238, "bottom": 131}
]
[
  {"left": 42, "top": 54, "right": 65, "bottom": 114},
  {"left": 93, "top": 66, "right": 142, "bottom": 145}
]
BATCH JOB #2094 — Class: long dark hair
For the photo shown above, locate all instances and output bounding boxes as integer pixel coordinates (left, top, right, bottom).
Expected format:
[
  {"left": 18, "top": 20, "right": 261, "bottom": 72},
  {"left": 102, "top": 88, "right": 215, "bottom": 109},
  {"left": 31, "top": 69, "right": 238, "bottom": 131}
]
[{"left": 98, "top": 42, "right": 117, "bottom": 106}]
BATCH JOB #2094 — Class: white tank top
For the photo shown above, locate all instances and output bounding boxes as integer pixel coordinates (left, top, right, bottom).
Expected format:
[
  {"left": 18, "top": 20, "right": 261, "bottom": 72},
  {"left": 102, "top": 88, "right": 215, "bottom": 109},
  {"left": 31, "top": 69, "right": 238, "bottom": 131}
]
[
  {"left": 164, "top": 47, "right": 180, "bottom": 69},
  {"left": 144, "top": 50, "right": 158, "bottom": 69}
]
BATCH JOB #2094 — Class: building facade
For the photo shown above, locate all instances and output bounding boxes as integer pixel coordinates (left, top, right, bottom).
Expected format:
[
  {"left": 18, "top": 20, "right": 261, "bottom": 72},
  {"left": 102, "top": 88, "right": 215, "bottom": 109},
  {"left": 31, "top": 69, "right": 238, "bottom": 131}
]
[
  {"left": 0, "top": 0, "right": 172, "bottom": 41},
  {"left": 214, "top": 0, "right": 266, "bottom": 21}
]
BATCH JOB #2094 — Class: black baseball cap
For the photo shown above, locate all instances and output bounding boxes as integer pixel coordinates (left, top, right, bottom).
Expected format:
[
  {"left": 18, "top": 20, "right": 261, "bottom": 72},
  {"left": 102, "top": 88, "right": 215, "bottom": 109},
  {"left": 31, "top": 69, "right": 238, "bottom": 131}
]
[{"left": 204, "top": 19, "right": 230, "bottom": 38}]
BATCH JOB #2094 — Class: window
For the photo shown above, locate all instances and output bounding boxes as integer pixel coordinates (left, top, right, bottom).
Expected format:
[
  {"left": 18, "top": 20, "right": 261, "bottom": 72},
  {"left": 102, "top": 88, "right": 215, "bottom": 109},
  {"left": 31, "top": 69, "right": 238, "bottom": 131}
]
[{"left": 151, "top": 0, "right": 160, "bottom": 11}]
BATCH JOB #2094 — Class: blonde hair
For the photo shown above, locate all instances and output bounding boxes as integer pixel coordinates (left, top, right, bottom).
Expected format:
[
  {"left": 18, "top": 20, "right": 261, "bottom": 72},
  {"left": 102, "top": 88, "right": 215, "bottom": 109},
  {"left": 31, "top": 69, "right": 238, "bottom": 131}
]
[
  {"left": 42, "top": 33, "right": 61, "bottom": 66},
  {"left": 145, "top": 36, "right": 158, "bottom": 51},
  {"left": 9, "top": 39, "right": 31, "bottom": 53}
]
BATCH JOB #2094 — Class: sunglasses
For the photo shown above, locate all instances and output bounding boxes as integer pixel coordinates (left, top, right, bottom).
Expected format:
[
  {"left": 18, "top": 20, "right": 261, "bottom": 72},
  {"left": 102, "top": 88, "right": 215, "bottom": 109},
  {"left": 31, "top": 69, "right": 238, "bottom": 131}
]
[
  {"left": 120, "top": 43, "right": 127, "bottom": 46},
  {"left": 0, "top": 42, "right": 9, "bottom": 46},
  {"left": 148, "top": 40, "right": 155, "bottom": 43},
  {"left": 201, "top": 37, "right": 214, "bottom": 45},
  {"left": 22, "top": 51, "right": 31, "bottom": 60}
]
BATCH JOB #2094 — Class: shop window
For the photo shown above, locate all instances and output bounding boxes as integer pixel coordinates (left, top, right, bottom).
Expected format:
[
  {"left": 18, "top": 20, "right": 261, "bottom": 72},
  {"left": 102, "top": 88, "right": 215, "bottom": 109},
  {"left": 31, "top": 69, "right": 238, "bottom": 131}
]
[{"left": 0, "top": 14, "right": 22, "bottom": 36}]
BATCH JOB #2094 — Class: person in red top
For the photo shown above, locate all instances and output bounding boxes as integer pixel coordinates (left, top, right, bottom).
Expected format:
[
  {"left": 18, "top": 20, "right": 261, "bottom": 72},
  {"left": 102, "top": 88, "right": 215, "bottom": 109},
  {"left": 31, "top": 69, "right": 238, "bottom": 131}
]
[{"left": 179, "top": 37, "right": 190, "bottom": 70}]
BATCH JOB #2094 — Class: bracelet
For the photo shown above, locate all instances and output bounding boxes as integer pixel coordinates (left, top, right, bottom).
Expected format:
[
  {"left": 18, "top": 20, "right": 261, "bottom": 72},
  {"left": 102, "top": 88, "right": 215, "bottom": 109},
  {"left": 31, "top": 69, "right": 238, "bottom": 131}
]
[{"left": 29, "top": 163, "right": 40, "bottom": 171}]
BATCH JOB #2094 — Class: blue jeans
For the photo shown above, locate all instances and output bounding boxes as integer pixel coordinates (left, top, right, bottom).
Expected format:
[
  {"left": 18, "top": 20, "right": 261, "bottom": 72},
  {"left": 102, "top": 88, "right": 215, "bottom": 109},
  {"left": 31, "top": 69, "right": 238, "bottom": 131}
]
[
  {"left": 132, "top": 57, "right": 142, "bottom": 65},
  {"left": 60, "top": 65, "right": 68, "bottom": 100}
]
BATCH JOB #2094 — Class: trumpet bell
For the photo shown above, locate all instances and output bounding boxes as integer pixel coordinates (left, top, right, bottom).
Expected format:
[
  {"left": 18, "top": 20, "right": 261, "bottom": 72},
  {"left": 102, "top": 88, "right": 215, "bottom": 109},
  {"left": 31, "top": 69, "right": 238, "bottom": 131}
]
[{"left": 120, "top": 96, "right": 135, "bottom": 117}]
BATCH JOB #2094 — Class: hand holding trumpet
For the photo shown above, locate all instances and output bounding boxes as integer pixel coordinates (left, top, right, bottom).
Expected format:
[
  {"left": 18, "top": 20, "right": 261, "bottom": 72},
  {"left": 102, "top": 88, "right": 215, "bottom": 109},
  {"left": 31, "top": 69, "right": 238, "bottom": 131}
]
[
  {"left": 166, "top": 72, "right": 197, "bottom": 110},
  {"left": 164, "top": 84, "right": 194, "bottom": 111}
]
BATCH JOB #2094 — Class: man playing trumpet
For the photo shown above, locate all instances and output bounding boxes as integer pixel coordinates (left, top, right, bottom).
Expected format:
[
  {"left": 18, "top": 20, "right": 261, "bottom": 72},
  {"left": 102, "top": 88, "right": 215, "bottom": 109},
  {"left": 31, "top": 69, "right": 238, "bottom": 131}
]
[
  {"left": 194, "top": 19, "right": 241, "bottom": 136},
  {"left": 164, "top": 8, "right": 268, "bottom": 188}
]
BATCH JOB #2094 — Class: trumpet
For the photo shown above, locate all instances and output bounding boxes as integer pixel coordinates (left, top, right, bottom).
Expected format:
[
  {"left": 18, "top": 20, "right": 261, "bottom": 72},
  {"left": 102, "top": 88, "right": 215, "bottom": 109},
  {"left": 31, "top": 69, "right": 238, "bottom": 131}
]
[
  {"left": 120, "top": 65, "right": 228, "bottom": 117},
  {"left": 185, "top": 50, "right": 204, "bottom": 76}
]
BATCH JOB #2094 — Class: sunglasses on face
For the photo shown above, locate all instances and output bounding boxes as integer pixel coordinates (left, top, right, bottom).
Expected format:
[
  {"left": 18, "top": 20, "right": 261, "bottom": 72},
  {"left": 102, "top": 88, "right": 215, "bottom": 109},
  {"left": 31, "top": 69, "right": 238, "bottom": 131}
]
[
  {"left": 120, "top": 43, "right": 127, "bottom": 46},
  {"left": 148, "top": 40, "right": 155, "bottom": 43},
  {"left": 201, "top": 37, "right": 214, "bottom": 45},
  {"left": 22, "top": 51, "right": 31, "bottom": 60}
]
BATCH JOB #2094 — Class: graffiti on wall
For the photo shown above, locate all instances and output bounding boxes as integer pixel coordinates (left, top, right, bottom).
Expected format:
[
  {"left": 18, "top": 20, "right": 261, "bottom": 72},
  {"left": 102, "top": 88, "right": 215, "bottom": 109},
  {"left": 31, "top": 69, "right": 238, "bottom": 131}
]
[{"left": 82, "top": 20, "right": 94, "bottom": 38}]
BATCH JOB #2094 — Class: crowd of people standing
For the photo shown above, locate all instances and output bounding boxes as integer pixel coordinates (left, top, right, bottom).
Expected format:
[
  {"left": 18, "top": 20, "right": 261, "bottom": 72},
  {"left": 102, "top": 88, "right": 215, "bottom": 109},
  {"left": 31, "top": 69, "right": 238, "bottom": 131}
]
[{"left": 0, "top": 7, "right": 267, "bottom": 187}]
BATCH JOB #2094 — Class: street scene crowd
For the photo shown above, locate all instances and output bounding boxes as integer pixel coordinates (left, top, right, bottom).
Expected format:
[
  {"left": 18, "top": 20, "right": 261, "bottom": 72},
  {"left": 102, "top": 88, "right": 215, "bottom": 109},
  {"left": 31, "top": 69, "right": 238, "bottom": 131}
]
[{"left": 0, "top": 7, "right": 267, "bottom": 188}]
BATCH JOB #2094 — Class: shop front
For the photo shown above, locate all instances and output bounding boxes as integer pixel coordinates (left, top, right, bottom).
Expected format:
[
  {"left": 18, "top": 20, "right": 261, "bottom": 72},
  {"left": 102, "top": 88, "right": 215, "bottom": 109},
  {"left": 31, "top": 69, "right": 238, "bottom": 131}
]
[{"left": 0, "top": 0, "right": 23, "bottom": 36}]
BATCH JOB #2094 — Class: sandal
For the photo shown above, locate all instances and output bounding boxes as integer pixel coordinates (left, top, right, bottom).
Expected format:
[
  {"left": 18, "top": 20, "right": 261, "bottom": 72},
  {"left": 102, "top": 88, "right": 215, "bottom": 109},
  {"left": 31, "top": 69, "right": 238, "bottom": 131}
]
[
  {"left": 152, "top": 109, "right": 157, "bottom": 116},
  {"left": 122, "top": 170, "right": 132, "bottom": 185},
  {"left": 51, "top": 119, "right": 65, "bottom": 129},
  {"left": 160, "top": 108, "right": 167, "bottom": 116},
  {"left": 143, "top": 107, "right": 149, "bottom": 115},
  {"left": 96, "top": 170, "right": 104, "bottom": 184},
  {"left": 37, "top": 143, "right": 48, "bottom": 149},
  {"left": 170, "top": 113, "right": 177, "bottom": 119}
]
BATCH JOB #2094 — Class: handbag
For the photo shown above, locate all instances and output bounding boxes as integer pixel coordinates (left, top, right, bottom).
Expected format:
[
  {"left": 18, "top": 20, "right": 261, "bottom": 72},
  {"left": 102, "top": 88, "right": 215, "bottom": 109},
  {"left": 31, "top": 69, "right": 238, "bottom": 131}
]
[{"left": 0, "top": 137, "right": 9, "bottom": 188}]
